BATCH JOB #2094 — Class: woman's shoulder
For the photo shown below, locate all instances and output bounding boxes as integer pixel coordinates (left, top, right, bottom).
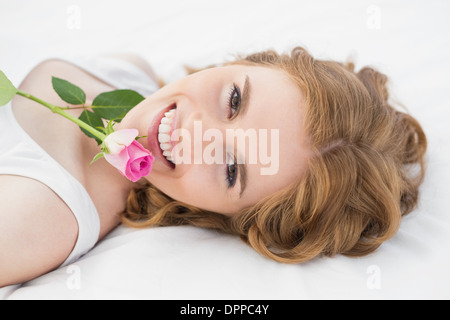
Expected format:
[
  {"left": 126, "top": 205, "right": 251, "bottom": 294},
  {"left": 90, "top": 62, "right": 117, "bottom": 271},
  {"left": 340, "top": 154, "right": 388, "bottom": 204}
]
[
  {"left": 0, "top": 174, "right": 78, "bottom": 287},
  {"left": 19, "top": 58, "right": 116, "bottom": 104},
  {"left": 10, "top": 59, "right": 114, "bottom": 179},
  {"left": 19, "top": 54, "right": 159, "bottom": 102}
]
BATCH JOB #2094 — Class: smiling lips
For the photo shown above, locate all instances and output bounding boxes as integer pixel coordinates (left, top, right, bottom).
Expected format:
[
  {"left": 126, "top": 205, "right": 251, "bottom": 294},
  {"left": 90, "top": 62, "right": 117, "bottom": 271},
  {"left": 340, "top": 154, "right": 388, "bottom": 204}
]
[{"left": 157, "top": 107, "right": 176, "bottom": 164}]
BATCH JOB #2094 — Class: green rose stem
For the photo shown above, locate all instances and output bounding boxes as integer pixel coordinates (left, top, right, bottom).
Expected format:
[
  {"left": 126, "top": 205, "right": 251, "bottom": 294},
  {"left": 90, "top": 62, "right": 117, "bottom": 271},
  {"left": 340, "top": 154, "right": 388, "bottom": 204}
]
[{"left": 16, "top": 89, "right": 106, "bottom": 142}]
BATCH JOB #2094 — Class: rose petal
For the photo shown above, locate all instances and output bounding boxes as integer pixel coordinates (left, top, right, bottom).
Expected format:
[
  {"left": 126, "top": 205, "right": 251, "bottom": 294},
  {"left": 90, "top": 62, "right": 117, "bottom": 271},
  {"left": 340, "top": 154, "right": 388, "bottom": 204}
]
[
  {"left": 104, "top": 147, "right": 130, "bottom": 175},
  {"left": 105, "top": 139, "right": 154, "bottom": 182},
  {"left": 127, "top": 141, "right": 153, "bottom": 160},
  {"left": 104, "top": 129, "right": 139, "bottom": 154},
  {"left": 104, "top": 140, "right": 125, "bottom": 155}
]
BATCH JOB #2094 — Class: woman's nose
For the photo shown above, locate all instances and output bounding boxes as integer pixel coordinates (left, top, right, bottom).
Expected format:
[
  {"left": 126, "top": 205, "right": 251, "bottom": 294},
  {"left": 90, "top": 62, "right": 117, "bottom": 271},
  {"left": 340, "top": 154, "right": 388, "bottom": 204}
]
[{"left": 172, "top": 107, "right": 227, "bottom": 166}]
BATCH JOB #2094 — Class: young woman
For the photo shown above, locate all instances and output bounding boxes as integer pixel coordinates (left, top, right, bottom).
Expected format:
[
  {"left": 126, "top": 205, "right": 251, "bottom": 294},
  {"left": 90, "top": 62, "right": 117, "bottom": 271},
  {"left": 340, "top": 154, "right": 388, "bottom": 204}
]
[{"left": 0, "top": 47, "right": 427, "bottom": 287}]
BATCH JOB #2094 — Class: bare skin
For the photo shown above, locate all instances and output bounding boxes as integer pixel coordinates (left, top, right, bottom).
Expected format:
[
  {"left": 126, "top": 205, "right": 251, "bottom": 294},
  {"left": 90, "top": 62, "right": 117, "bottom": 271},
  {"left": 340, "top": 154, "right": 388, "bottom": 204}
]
[
  {"left": 0, "top": 57, "right": 151, "bottom": 286},
  {"left": 0, "top": 57, "right": 308, "bottom": 286}
]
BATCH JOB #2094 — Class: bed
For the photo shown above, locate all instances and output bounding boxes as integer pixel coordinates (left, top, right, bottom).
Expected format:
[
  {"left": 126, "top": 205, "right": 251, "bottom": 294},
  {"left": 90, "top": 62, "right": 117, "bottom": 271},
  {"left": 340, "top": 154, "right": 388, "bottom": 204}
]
[{"left": 1, "top": 0, "right": 449, "bottom": 299}]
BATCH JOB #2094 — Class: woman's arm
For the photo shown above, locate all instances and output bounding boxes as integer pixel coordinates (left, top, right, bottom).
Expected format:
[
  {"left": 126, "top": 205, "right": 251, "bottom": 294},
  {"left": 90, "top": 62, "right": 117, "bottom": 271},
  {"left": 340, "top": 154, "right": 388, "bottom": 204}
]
[{"left": 0, "top": 176, "right": 78, "bottom": 287}]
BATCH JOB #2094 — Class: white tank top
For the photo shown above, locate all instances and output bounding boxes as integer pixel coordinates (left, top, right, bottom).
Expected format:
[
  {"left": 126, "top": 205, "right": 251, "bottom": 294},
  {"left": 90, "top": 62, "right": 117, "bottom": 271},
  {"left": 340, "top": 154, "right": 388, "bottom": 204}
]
[{"left": 0, "top": 56, "right": 158, "bottom": 266}]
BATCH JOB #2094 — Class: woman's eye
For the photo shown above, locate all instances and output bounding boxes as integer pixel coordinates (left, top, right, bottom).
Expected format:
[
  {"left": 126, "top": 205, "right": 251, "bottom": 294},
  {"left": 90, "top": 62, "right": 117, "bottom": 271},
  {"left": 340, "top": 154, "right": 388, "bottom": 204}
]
[
  {"left": 227, "top": 84, "right": 241, "bottom": 118},
  {"left": 226, "top": 155, "right": 238, "bottom": 188}
]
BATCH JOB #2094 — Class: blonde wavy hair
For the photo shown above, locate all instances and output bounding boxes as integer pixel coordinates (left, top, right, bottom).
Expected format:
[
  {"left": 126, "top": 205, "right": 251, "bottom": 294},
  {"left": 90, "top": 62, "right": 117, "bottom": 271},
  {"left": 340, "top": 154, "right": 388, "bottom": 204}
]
[{"left": 121, "top": 47, "right": 427, "bottom": 263}]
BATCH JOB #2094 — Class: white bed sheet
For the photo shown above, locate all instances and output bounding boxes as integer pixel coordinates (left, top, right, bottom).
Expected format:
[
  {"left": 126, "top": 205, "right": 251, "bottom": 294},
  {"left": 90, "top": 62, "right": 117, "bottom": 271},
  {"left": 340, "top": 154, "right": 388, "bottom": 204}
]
[{"left": 1, "top": 0, "right": 449, "bottom": 299}]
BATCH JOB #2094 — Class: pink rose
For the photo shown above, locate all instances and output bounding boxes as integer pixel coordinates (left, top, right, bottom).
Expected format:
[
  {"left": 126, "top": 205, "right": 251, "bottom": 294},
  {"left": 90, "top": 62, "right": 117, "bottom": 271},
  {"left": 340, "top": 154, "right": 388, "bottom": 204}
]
[{"left": 103, "top": 129, "right": 154, "bottom": 182}]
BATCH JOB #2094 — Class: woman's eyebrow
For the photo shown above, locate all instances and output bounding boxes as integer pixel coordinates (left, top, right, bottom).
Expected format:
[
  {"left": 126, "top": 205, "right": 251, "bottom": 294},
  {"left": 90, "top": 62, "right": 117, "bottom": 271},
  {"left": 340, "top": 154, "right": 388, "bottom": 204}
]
[
  {"left": 239, "top": 75, "right": 251, "bottom": 118},
  {"left": 237, "top": 75, "right": 250, "bottom": 199},
  {"left": 238, "top": 163, "right": 247, "bottom": 198}
]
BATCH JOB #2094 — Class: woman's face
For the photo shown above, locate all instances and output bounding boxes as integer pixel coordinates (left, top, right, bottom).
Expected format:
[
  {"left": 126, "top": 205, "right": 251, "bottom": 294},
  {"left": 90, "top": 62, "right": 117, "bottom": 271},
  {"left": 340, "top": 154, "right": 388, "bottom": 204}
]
[{"left": 120, "top": 65, "right": 309, "bottom": 215}]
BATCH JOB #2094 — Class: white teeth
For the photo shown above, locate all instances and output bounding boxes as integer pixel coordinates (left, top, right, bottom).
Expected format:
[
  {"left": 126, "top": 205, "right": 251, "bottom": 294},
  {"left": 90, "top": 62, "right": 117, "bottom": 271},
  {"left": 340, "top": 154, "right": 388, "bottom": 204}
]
[
  {"left": 161, "top": 117, "right": 172, "bottom": 124},
  {"left": 158, "top": 133, "right": 171, "bottom": 143},
  {"left": 165, "top": 109, "right": 175, "bottom": 118},
  {"left": 160, "top": 143, "right": 171, "bottom": 151},
  {"left": 158, "top": 107, "right": 176, "bottom": 164},
  {"left": 158, "top": 123, "right": 171, "bottom": 133},
  {"left": 164, "top": 151, "right": 174, "bottom": 162}
]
